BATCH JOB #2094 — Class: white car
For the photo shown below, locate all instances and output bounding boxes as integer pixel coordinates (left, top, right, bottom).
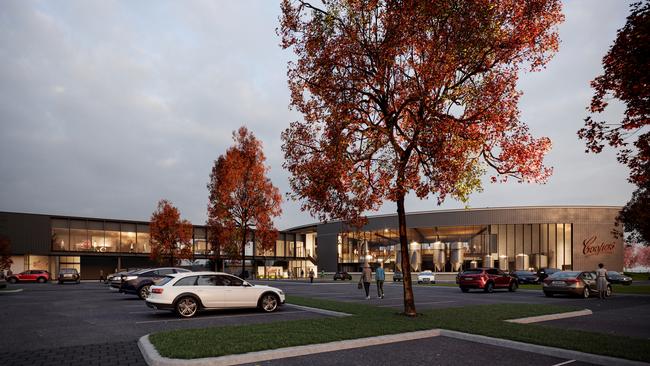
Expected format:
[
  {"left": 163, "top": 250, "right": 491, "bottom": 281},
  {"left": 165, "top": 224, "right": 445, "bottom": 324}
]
[
  {"left": 145, "top": 271, "right": 285, "bottom": 318},
  {"left": 417, "top": 270, "right": 436, "bottom": 284}
]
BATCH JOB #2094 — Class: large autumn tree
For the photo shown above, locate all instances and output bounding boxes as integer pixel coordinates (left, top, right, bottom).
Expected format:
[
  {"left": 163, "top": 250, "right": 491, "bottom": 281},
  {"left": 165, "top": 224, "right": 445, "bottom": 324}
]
[
  {"left": 578, "top": 1, "right": 650, "bottom": 245},
  {"left": 207, "top": 127, "right": 282, "bottom": 277},
  {"left": 149, "top": 199, "right": 193, "bottom": 266},
  {"left": 280, "top": 0, "right": 563, "bottom": 316}
]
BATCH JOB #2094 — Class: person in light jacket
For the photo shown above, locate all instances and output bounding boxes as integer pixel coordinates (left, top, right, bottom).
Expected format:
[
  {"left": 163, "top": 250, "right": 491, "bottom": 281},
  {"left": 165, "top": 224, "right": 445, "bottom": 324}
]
[
  {"left": 375, "top": 265, "right": 385, "bottom": 299},
  {"left": 596, "top": 263, "right": 608, "bottom": 299},
  {"left": 359, "top": 263, "right": 372, "bottom": 299}
]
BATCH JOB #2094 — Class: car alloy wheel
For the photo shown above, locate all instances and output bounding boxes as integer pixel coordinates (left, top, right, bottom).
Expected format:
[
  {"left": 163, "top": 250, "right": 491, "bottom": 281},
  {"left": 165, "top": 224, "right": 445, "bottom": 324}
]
[
  {"left": 606, "top": 285, "right": 612, "bottom": 297},
  {"left": 139, "top": 284, "right": 151, "bottom": 300},
  {"left": 583, "top": 287, "right": 590, "bottom": 299},
  {"left": 8, "top": 278, "right": 17, "bottom": 284},
  {"left": 509, "top": 281, "right": 518, "bottom": 292},
  {"left": 176, "top": 297, "right": 198, "bottom": 318},
  {"left": 484, "top": 282, "right": 494, "bottom": 293},
  {"left": 260, "top": 293, "right": 279, "bottom": 312},
  {"left": 37, "top": 277, "right": 46, "bottom": 283}
]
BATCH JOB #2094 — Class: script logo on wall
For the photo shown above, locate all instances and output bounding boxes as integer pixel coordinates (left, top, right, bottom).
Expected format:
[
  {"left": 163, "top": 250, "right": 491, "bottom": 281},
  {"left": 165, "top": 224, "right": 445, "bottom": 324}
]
[{"left": 582, "top": 235, "right": 616, "bottom": 256}]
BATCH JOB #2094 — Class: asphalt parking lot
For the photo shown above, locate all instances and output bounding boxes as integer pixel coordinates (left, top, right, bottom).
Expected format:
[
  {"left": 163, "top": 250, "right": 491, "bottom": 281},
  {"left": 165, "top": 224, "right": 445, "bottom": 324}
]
[{"left": 1, "top": 280, "right": 648, "bottom": 365}]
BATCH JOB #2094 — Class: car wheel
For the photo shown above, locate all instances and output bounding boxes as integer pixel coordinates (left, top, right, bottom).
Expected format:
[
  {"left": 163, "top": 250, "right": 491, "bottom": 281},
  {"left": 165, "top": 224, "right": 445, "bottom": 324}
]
[
  {"left": 259, "top": 293, "right": 279, "bottom": 313},
  {"left": 606, "top": 285, "right": 612, "bottom": 297},
  {"left": 484, "top": 282, "right": 494, "bottom": 293},
  {"left": 8, "top": 278, "right": 17, "bottom": 284},
  {"left": 37, "top": 277, "right": 46, "bottom": 283},
  {"left": 460, "top": 287, "right": 469, "bottom": 293},
  {"left": 583, "top": 287, "right": 590, "bottom": 299},
  {"left": 176, "top": 296, "right": 198, "bottom": 318},
  {"left": 508, "top": 281, "right": 518, "bottom": 292},
  {"left": 544, "top": 291, "right": 553, "bottom": 297},
  {"left": 138, "top": 284, "right": 151, "bottom": 300}
]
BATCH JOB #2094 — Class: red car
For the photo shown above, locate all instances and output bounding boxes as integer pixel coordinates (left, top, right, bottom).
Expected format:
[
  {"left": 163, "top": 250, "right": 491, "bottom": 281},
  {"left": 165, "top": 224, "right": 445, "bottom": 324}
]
[
  {"left": 8, "top": 270, "right": 51, "bottom": 283},
  {"left": 458, "top": 268, "right": 518, "bottom": 293}
]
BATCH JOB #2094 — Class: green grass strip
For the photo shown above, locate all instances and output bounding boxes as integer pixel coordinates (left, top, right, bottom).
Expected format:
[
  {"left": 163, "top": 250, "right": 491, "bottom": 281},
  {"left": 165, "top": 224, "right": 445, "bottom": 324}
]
[{"left": 149, "top": 296, "right": 650, "bottom": 361}]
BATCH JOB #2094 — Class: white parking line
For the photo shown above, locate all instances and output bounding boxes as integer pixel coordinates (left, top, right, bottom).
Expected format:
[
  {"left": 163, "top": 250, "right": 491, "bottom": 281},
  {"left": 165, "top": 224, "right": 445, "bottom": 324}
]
[
  {"left": 134, "top": 310, "right": 304, "bottom": 324},
  {"left": 551, "top": 359, "right": 576, "bottom": 366}
]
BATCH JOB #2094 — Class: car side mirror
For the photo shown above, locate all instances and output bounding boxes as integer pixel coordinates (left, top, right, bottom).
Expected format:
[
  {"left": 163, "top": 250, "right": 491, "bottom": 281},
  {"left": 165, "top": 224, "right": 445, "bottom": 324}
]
[{"left": 243, "top": 281, "right": 252, "bottom": 287}]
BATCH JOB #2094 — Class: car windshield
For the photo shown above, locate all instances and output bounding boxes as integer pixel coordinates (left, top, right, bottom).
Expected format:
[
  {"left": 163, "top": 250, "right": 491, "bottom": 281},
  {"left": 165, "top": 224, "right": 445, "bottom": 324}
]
[
  {"left": 549, "top": 271, "right": 580, "bottom": 279},
  {"left": 157, "top": 276, "right": 175, "bottom": 286},
  {"left": 462, "top": 270, "right": 483, "bottom": 275},
  {"left": 514, "top": 271, "right": 534, "bottom": 276},
  {"left": 421, "top": 271, "right": 432, "bottom": 274},
  {"left": 608, "top": 271, "right": 620, "bottom": 276},
  {"left": 60, "top": 269, "right": 76, "bottom": 274}
]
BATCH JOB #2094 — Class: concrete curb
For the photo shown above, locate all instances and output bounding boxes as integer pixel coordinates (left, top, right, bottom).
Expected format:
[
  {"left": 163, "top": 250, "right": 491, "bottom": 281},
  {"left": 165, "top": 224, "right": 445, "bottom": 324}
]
[
  {"left": 0, "top": 288, "right": 24, "bottom": 294},
  {"left": 284, "top": 303, "right": 352, "bottom": 317},
  {"left": 440, "top": 329, "right": 649, "bottom": 366},
  {"left": 139, "top": 329, "right": 441, "bottom": 366},
  {"left": 505, "top": 309, "right": 593, "bottom": 324}
]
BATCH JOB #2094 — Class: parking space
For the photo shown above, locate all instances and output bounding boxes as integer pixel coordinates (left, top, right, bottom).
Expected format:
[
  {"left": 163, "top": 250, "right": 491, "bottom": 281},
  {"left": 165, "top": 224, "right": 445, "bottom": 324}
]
[
  {"left": 245, "top": 334, "right": 597, "bottom": 366},
  {"left": 0, "top": 282, "right": 326, "bottom": 355}
]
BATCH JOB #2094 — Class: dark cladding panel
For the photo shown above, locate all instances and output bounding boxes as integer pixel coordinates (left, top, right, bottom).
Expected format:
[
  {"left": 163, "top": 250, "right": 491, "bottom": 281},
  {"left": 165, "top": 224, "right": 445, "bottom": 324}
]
[{"left": 0, "top": 212, "right": 51, "bottom": 255}]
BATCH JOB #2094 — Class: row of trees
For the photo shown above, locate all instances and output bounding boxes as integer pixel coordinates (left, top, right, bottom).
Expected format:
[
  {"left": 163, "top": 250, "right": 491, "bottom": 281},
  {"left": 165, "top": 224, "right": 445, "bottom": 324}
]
[{"left": 148, "top": 127, "right": 282, "bottom": 275}]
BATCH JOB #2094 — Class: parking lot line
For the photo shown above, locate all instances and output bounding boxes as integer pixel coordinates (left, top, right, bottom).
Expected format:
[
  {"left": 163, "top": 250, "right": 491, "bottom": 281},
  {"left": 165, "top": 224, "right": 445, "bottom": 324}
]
[
  {"left": 551, "top": 360, "right": 576, "bottom": 366},
  {"left": 134, "top": 310, "right": 305, "bottom": 324}
]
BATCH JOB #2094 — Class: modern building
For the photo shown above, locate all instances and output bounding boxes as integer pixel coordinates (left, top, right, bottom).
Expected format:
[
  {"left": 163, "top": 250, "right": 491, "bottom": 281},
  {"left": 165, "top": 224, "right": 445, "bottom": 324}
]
[
  {"left": 0, "top": 206, "right": 623, "bottom": 279},
  {"left": 0, "top": 211, "right": 317, "bottom": 280},
  {"left": 284, "top": 206, "right": 624, "bottom": 273}
]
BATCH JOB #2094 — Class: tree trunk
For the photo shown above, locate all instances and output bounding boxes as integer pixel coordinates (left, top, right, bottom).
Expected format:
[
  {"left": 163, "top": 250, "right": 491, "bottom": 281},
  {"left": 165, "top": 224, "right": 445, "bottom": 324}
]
[
  {"left": 241, "top": 228, "right": 247, "bottom": 278},
  {"left": 397, "top": 194, "right": 417, "bottom": 316}
]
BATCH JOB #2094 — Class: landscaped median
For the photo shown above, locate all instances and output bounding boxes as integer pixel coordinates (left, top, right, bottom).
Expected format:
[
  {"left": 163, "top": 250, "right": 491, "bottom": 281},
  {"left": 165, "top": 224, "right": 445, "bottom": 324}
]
[
  {"left": 420, "top": 282, "right": 650, "bottom": 294},
  {"left": 145, "top": 296, "right": 650, "bottom": 363}
]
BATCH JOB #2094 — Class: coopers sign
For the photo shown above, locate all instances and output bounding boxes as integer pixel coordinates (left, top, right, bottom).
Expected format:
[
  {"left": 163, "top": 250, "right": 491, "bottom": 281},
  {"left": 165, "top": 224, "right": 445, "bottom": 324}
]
[{"left": 582, "top": 235, "right": 616, "bottom": 256}]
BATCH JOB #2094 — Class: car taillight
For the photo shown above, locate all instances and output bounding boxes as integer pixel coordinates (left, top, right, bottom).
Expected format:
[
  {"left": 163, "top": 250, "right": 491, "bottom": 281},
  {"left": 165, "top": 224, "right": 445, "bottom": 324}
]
[
  {"left": 481, "top": 275, "right": 488, "bottom": 282},
  {"left": 151, "top": 288, "right": 163, "bottom": 294}
]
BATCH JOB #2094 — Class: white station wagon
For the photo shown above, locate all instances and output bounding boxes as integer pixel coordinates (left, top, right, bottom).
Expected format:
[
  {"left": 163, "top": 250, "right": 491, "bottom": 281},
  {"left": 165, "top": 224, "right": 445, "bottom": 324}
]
[{"left": 145, "top": 271, "right": 285, "bottom": 318}]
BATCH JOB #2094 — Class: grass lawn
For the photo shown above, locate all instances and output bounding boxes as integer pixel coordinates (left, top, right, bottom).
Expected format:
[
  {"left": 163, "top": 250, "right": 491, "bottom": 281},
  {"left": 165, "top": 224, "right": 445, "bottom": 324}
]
[{"left": 149, "top": 296, "right": 650, "bottom": 362}]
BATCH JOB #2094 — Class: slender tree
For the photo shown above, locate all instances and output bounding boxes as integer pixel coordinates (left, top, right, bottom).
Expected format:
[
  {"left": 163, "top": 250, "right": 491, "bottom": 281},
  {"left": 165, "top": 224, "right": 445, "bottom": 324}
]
[
  {"left": 280, "top": 0, "right": 563, "bottom": 316},
  {"left": 578, "top": 1, "right": 650, "bottom": 245},
  {"left": 149, "top": 199, "right": 193, "bottom": 266},
  {"left": 0, "top": 236, "right": 12, "bottom": 271},
  {"left": 207, "top": 127, "right": 283, "bottom": 278}
]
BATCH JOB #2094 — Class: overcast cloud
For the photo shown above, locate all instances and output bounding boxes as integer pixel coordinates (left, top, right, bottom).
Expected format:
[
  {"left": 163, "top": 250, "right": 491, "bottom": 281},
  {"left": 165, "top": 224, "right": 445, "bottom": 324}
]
[{"left": 0, "top": 0, "right": 636, "bottom": 230}]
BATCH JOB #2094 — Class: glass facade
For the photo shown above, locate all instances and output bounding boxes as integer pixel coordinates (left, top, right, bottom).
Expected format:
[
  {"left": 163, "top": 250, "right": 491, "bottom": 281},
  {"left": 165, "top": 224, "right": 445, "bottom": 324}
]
[{"left": 338, "top": 223, "right": 572, "bottom": 272}]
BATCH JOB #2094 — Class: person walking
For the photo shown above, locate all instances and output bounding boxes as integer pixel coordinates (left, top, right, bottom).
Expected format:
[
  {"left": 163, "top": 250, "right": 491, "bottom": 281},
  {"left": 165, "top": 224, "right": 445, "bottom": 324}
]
[
  {"left": 375, "top": 265, "right": 385, "bottom": 299},
  {"left": 309, "top": 269, "right": 315, "bottom": 283},
  {"left": 99, "top": 269, "right": 105, "bottom": 283},
  {"left": 596, "top": 263, "right": 608, "bottom": 299},
  {"left": 359, "top": 263, "right": 372, "bottom": 299}
]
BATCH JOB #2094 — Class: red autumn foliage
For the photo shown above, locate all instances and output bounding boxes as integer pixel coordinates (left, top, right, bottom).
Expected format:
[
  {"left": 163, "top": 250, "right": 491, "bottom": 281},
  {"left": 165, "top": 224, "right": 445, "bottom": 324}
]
[
  {"left": 279, "top": 0, "right": 563, "bottom": 316},
  {"left": 579, "top": 1, "right": 650, "bottom": 246},
  {"left": 207, "top": 127, "right": 282, "bottom": 275},
  {"left": 149, "top": 199, "right": 193, "bottom": 266},
  {"left": 579, "top": 1, "right": 650, "bottom": 188},
  {"left": 0, "top": 236, "right": 13, "bottom": 271}
]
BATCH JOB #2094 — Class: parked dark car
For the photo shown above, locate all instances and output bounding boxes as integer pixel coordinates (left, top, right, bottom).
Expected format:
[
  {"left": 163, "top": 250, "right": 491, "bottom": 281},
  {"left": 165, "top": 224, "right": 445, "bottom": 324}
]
[
  {"left": 458, "top": 268, "right": 518, "bottom": 293},
  {"left": 606, "top": 271, "right": 632, "bottom": 285},
  {"left": 7, "top": 270, "right": 50, "bottom": 283},
  {"left": 333, "top": 271, "right": 352, "bottom": 280},
  {"left": 58, "top": 268, "right": 80, "bottom": 284},
  {"left": 511, "top": 270, "right": 539, "bottom": 284},
  {"left": 393, "top": 271, "right": 403, "bottom": 282},
  {"left": 543, "top": 271, "right": 611, "bottom": 298},
  {"left": 537, "top": 267, "right": 561, "bottom": 282},
  {"left": 117, "top": 267, "right": 191, "bottom": 299}
]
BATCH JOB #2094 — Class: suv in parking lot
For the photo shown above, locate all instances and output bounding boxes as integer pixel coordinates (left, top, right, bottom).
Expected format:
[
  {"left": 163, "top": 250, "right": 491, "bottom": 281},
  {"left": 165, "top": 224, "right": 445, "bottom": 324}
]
[
  {"left": 117, "top": 267, "right": 191, "bottom": 299},
  {"left": 58, "top": 268, "right": 80, "bottom": 284},
  {"left": 8, "top": 270, "right": 50, "bottom": 283},
  {"left": 458, "top": 268, "right": 518, "bottom": 293}
]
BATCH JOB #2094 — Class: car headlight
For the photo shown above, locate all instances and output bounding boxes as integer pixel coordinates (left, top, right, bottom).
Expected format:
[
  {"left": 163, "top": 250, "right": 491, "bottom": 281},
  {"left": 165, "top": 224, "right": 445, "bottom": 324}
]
[{"left": 123, "top": 276, "right": 137, "bottom": 281}]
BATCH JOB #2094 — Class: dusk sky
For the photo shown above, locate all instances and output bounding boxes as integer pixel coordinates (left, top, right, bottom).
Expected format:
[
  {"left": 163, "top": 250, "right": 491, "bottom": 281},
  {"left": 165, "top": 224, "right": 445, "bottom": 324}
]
[{"left": 0, "top": 0, "right": 636, "bottom": 230}]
